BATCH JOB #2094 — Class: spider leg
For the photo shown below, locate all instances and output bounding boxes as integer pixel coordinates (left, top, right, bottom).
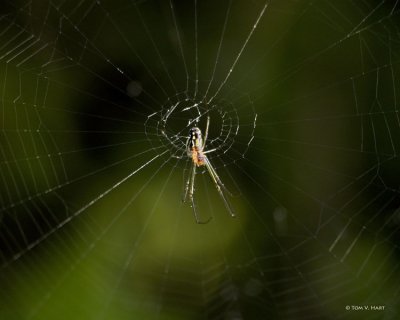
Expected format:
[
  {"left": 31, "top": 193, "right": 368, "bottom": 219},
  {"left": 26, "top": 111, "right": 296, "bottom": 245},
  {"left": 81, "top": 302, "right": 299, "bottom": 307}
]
[
  {"left": 203, "top": 147, "right": 218, "bottom": 154},
  {"left": 202, "top": 115, "right": 210, "bottom": 149},
  {"left": 182, "top": 162, "right": 194, "bottom": 203},
  {"left": 191, "top": 197, "right": 212, "bottom": 224},
  {"left": 204, "top": 157, "right": 233, "bottom": 196},
  {"left": 204, "top": 157, "right": 235, "bottom": 217},
  {"left": 183, "top": 163, "right": 212, "bottom": 224}
]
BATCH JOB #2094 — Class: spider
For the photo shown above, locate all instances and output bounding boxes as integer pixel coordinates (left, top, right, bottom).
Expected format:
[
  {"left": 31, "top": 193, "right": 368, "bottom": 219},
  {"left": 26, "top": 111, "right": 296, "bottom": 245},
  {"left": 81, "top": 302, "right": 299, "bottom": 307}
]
[{"left": 182, "top": 115, "right": 235, "bottom": 224}]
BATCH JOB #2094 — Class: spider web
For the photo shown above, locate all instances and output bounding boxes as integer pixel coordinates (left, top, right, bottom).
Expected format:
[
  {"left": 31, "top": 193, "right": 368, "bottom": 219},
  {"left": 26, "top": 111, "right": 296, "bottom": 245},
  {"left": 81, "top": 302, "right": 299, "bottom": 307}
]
[{"left": 1, "top": 0, "right": 400, "bottom": 319}]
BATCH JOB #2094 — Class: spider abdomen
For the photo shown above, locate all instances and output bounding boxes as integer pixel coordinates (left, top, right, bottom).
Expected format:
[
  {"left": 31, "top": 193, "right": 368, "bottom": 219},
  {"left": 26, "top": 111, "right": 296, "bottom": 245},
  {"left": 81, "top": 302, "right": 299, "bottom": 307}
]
[{"left": 191, "top": 148, "right": 206, "bottom": 166}]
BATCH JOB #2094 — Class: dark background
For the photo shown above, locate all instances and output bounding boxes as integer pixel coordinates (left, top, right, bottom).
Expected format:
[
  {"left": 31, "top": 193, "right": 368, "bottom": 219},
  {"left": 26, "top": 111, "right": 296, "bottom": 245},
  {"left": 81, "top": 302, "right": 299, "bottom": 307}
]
[{"left": 0, "top": 0, "right": 400, "bottom": 319}]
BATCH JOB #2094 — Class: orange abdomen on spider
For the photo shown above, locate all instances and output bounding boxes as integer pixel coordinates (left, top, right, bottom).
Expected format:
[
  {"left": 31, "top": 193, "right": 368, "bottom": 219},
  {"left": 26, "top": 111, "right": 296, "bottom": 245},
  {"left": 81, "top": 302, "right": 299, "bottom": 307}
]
[{"left": 191, "top": 147, "right": 206, "bottom": 166}]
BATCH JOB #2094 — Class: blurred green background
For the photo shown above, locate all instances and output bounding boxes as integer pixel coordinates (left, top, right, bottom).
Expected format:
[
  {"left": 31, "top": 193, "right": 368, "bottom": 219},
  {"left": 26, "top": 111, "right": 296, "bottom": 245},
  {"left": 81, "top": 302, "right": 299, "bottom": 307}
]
[{"left": 1, "top": 0, "right": 400, "bottom": 319}]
